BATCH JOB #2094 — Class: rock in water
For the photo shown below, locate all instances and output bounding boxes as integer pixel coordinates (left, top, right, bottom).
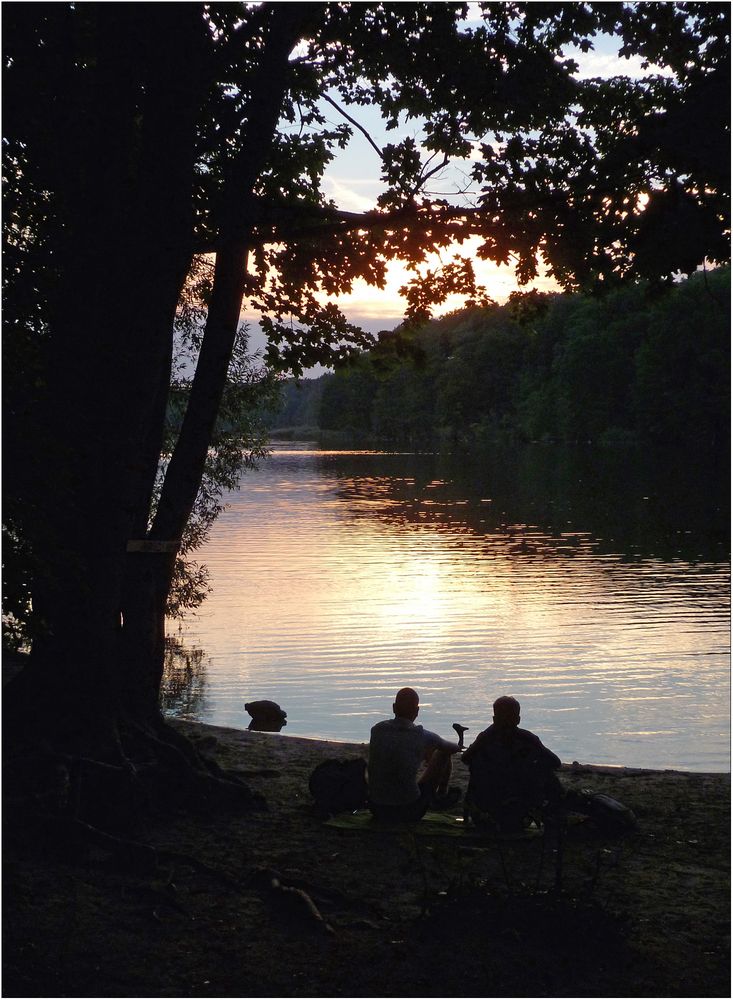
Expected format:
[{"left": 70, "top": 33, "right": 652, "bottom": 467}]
[{"left": 245, "top": 700, "right": 287, "bottom": 732}]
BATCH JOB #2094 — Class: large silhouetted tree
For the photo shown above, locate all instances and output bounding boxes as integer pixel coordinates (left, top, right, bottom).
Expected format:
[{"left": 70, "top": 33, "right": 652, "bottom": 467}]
[{"left": 3, "top": 2, "right": 729, "bottom": 821}]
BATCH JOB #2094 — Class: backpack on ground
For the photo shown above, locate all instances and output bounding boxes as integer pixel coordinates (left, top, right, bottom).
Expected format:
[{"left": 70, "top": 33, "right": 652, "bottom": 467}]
[
  {"left": 586, "top": 791, "right": 637, "bottom": 835},
  {"left": 309, "top": 757, "right": 368, "bottom": 817},
  {"left": 563, "top": 787, "right": 638, "bottom": 835}
]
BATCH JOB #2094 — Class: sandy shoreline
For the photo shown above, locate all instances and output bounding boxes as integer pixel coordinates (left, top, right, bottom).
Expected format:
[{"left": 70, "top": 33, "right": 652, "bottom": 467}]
[
  {"left": 4, "top": 716, "right": 730, "bottom": 998},
  {"left": 178, "top": 717, "right": 729, "bottom": 777}
]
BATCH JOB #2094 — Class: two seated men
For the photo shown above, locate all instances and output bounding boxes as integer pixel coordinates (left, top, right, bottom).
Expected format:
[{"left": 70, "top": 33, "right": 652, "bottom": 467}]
[{"left": 368, "top": 688, "right": 562, "bottom": 830}]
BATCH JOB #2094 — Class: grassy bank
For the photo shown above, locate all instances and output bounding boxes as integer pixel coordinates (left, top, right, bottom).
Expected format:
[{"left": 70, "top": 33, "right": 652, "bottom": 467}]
[{"left": 4, "top": 721, "right": 730, "bottom": 998}]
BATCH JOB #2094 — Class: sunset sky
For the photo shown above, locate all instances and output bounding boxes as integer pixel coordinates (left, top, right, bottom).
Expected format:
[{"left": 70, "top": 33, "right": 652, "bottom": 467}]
[{"left": 241, "top": 29, "right": 668, "bottom": 354}]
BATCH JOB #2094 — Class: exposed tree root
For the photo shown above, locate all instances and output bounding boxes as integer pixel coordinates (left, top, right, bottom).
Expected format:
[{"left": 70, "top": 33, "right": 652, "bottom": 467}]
[{"left": 3, "top": 687, "right": 264, "bottom": 843}]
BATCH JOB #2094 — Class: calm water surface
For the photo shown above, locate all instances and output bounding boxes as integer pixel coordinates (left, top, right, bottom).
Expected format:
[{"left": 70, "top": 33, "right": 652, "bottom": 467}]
[{"left": 165, "top": 443, "right": 730, "bottom": 771}]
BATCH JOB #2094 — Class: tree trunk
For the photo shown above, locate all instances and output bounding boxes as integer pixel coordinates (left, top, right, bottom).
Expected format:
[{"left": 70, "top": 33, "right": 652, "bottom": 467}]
[
  {"left": 121, "top": 5, "right": 314, "bottom": 712},
  {"left": 5, "top": 5, "right": 312, "bottom": 832},
  {"left": 9, "top": 6, "right": 206, "bottom": 753}
]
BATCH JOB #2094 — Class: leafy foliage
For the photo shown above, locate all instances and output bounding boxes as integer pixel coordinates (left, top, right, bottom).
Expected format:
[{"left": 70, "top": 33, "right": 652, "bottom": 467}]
[{"left": 208, "top": 2, "right": 729, "bottom": 359}]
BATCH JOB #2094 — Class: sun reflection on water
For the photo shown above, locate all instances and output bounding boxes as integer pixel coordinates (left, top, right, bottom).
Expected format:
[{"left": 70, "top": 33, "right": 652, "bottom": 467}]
[{"left": 166, "top": 447, "right": 730, "bottom": 771}]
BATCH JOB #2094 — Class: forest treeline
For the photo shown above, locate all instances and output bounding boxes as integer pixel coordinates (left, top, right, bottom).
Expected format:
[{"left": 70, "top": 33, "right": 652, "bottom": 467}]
[{"left": 271, "top": 269, "right": 730, "bottom": 450}]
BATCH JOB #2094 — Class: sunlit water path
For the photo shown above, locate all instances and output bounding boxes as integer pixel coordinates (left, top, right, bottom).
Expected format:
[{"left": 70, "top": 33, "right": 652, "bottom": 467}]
[{"left": 165, "top": 444, "right": 730, "bottom": 771}]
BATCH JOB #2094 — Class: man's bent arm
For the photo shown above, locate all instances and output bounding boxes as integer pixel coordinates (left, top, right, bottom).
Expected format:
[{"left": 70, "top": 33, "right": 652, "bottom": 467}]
[{"left": 424, "top": 730, "right": 462, "bottom": 755}]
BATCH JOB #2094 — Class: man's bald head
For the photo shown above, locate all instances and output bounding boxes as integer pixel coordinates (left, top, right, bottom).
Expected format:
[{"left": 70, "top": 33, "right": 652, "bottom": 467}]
[{"left": 393, "top": 687, "right": 420, "bottom": 721}]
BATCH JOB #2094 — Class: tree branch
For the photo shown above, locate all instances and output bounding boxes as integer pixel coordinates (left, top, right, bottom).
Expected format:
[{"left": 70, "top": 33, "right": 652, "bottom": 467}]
[
  {"left": 418, "top": 153, "right": 451, "bottom": 189},
  {"left": 321, "top": 92, "right": 384, "bottom": 158},
  {"left": 151, "top": 5, "right": 313, "bottom": 546},
  {"left": 191, "top": 174, "right": 663, "bottom": 256}
]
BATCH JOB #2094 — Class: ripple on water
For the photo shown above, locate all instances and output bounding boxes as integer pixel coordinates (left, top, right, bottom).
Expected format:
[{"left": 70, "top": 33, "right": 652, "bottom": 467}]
[{"left": 167, "top": 447, "right": 730, "bottom": 771}]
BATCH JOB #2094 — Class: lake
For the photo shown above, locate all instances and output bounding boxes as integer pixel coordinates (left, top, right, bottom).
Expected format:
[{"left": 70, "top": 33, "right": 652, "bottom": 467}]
[{"left": 164, "top": 442, "right": 730, "bottom": 771}]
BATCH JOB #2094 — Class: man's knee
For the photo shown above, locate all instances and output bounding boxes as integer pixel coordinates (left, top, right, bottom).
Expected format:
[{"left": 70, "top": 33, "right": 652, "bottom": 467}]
[{"left": 420, "top": 748, "right": 452, "bottom": 787}]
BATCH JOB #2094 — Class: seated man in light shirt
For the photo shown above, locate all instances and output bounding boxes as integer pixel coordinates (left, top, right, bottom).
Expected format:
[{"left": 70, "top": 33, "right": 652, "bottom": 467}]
[{"left": 368, "top": 687, "right": 462, "bottom": 822}]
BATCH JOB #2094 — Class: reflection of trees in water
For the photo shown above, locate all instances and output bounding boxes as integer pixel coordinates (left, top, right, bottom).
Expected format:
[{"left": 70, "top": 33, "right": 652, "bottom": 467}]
[
  {"left": 160, "top": 638, "right": 209, "bottom": 718},
  {"left": 321, "top": 444, "right": 729, "bottom": 564}
]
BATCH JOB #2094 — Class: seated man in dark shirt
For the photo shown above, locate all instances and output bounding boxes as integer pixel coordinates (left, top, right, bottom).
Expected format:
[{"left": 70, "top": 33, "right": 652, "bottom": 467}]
[
  {"left": 368, "top": 687, "right": 462, "bottom": 822},
  {"left": 461, "top": 695, "right": 563, "bottom": 831}
]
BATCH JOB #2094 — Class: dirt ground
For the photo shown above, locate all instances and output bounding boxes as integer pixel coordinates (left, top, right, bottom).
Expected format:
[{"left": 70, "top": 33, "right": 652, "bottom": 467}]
[{"left": 3, "top": 721, "right": 730, "bottom": 999}]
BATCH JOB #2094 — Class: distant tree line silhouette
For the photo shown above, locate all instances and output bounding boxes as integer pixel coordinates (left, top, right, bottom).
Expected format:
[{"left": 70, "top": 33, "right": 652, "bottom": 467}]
[{"left": 301, "top": 269, "right": 729, "bottom": 450}]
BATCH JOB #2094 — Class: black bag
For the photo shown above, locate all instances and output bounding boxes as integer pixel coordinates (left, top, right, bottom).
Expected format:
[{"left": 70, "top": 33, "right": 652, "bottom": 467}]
[
  {"left": 309, "top": 757, "right": 368, "bottom": 817},
  {"left": 559, "top": 787, "right": 638, "bottom": 835}
]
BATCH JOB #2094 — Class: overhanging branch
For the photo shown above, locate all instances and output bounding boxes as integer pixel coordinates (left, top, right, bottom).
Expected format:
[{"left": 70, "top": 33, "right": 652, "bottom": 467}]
[
  {"left": 321, "top": 93, "right": 383, "bottom": 158},
  {"left": 191, "top": 191, "right": 585, "bottom": 255}
]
